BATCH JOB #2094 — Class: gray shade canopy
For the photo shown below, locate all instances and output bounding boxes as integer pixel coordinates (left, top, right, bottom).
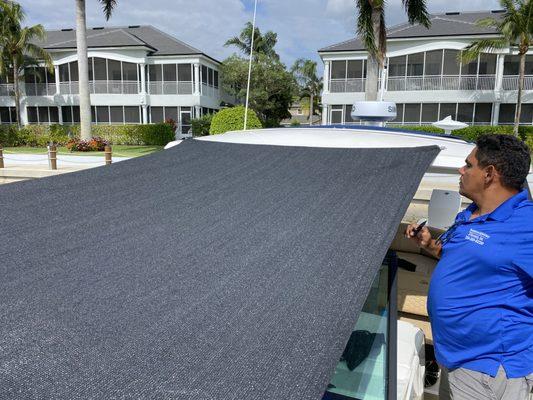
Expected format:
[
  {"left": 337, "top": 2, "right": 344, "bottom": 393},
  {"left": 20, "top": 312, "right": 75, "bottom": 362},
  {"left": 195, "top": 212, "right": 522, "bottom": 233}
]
[{"left": 0, "top": 140, "right": 439, "bottom": 399}]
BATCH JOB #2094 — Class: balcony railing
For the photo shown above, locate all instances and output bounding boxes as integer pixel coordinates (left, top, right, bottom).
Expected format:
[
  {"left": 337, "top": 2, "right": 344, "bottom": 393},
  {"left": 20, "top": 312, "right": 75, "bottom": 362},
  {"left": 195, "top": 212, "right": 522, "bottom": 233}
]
[
  {"left": 501, "top": 75, "right": 533, "bottom": 90},
  {"left": 0, "top": 84, "right": 14, "bottom": 96},
  {"left": 387, "top": 75, "right": 496, "bottom": 91},
  {"left": 330, "top": 78, "right": 365, "bottom": 93},
  {"left": 148, "top": 81, "right": 193, "bottom": 95},
  {"left": 201, "top": 83, "right": 219, "bottom": 98},
  {"left": 24, "top": 83, "right": 57, "bottom": 96},
  {"left": 59, "top": 80, "right": 140, "bottom": 95}
]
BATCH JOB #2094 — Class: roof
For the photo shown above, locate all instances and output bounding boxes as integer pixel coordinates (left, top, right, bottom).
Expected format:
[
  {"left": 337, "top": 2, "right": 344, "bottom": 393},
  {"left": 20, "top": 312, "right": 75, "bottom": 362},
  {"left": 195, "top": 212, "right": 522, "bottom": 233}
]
[
  {"left": 38, "top": 25, "right": 220, "bottom": 63},
  {"left": 319, "top": 10, "right": 504, "bottom": 53},
  {"left": 0, "top": 139, "right": 439, "bottom": 398}
]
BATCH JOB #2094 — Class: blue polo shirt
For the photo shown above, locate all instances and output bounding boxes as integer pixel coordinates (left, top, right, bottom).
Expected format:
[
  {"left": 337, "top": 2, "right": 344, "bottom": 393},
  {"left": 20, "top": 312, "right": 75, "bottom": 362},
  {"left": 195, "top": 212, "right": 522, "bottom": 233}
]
[{"left": 427, "top": 189, "right": 533, "bottom": 378}]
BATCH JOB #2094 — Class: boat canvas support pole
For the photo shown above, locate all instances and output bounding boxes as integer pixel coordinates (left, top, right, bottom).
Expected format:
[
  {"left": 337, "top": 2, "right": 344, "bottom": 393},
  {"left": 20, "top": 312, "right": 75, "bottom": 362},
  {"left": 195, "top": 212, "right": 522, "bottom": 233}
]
[{"left": 243, "top": 0, "right": 258, "bottom": 131}]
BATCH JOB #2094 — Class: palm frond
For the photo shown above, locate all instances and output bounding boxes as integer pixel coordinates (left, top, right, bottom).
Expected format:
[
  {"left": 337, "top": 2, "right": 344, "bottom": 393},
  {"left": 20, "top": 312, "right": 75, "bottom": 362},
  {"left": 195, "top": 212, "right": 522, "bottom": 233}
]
[
  {"left": 460, "top": 38, "right": 508, "bottom": 63},
  {"left": 356, "top": 0, "right": 377, "bottom": 55},
  {"left": 475, "top": 17, "right": 499, "bottom": 29},
  {"left": 99, "top": 0, "right": 117, "bottom": 20},
  {"left": 403, "top": 0, "right": 431, "bottom": 28}
]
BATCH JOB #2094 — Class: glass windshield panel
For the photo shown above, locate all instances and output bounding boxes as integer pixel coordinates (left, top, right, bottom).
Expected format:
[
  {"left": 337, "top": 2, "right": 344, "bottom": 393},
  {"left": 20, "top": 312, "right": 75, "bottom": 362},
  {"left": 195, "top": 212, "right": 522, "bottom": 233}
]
[{"left": 322, "top": 255, "right": 391, "bottom": 400}]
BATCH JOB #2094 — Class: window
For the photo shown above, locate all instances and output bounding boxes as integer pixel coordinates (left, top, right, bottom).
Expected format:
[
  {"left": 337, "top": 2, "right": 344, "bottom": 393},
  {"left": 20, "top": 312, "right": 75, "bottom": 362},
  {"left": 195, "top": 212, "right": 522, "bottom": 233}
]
[
  {"left": 27, "top": 107, "right": 38, "bottom": 123},
  {"left": 62, "top": 106, "right": 80, "bottom": 124},
  {"left": 461, "top": 53, "right": 478, "bottom": 75},
  {"left": 0, "top": 107, "right": 12, "bottom": 124},
  {"left": 478, "top": 54, "right": 496, "bottom": 75},
  {"left": 165, "top": 106, "right": 178, "bottom": 122},
  {"left": 404, "top": 103, "right": 421, "bottom": 123},
  {"left": 421, "top": 103, "right": 439, "bottom": 123},
  {"left": 73, "top": 106, "right": 80, "bottom": 123},
  {"left": 499, "top": 104, "right": 515, "bottom": 123},
  {"left": 149, "top": 64, "right": 163, "bottom": 81},
  {"left": 330, "top": 105, "right": 343, "bottom": 123},
  {"left": 38, "top": 107, "right": 49, "bottom": 124},
  {"left": 442, "top": 50, "right": 460, "bottom": 75},
  {"left": 324, "top": 253, "right": 395, "bottom": 400},
  {"left": 213, "top": 70, "right": 219, "bottom": 88},
  {"left": 456, "top": 103, "right": 474, "bottom": 124},
  {"left": 96, "top": 106, "right": 109, "bottom": 123},
  {"left": 391, "top": 103, "right": 404, "bottom": 123},
  {"left": 424, "top": 50, "right": 442, "bottom": 76},
  {"left": 150, "top": 106, "right": 164, "bottom": 123},
  {"left": 123, "top": 62, "right": 137, "bottom": 81},
  {"left": 49, "top": 107, "right": 59, "bottom": 123},
  {"left": 70, "top": 61, "right": 79, "bottom": 81},
  {"left": 519, "top": 104, "right": 533, "bottom": 124},
  {"left": 124, "top": 106, "right": 140, "bottom": 123},
  {"left": 93, "top": 58, "right": 107, "bottom": 80},
  {"left": 525, "top": 55, "right": 533, "bottom": 75},
  {"left": 107, "top": 60, "right": 121, "bottom": 81},
  {"left": 347, "top": 60, "right": 363, "bottom": 79},
  {"left": 88, "top": 58, "right": 94, "bottom": 81},
  {"left": 202, "top": 65, "right": 208, "bottom": 84},
  {"left": 331, "top": 61, "right": 346, "bottom": 79},
  {"left": 110, "top": 106, "right": 124, "bottom": 123},
  {"left": 27, "top": 106, "right": 58, "bottom": 124},
  {"left": 503, "top": 55, "right": 519, "bottom": 75},
  {"left": 62, "top": 106, "right": 72, "bottom": 124},
  {"left": 59, "top": 64, "right": 70, "bottom": 82},
  {"left": 178, "top": 64, "right": 192, "bottom": 82},
  {"left": 439, "top": 103, "right": 457, "bottom": 120},
  {"left": 474, "top": 103, "right": 492, "bottom": 124},
  {"left": 388, "top": 56, "right": 406, "bottom": 77},
  {"left": 406, "top": 52, "right": 424, "bottom": 76},
  {"left": 163, "top": 64, "right": 177, "bottom": 81}
]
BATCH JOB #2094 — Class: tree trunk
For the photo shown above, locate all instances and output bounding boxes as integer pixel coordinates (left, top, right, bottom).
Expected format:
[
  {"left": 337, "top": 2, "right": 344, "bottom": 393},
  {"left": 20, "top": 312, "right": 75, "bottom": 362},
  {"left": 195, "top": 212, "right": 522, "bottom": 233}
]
[
  {"left": 365, "top": 7, "right": 381, "bottom": 101},
  {"left": 76, "top": 0, "right": 92, "bottom": 140},
  {"left": 513, "top": 52, "right": 526, "bottom": 137},
  {"left": 13, "top": 58, "right": 21, "bottom": 129},
  {"left": 309, "top": 93, "right": 314, "bottom": 126}
]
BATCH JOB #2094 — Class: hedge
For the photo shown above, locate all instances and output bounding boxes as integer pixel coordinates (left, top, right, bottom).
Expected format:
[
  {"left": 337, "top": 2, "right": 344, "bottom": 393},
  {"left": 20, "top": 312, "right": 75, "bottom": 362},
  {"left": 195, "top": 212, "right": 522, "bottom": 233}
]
[
  {"left": 0, "top": 123, "right": 175, "bottom": 147},
  {"left": 191, "top": 113, "right": 213, "bottom": 137},
  {"left": 209, "top": 106, "right": 262, "bottom": 135},
  {"left": 390, "top": 125, "right": 533, "bottom": 153}
]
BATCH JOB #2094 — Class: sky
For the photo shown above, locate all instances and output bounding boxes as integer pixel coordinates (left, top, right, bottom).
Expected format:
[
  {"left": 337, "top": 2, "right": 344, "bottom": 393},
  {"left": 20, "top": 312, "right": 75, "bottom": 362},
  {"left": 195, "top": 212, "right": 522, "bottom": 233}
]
[{"left": 18, "top": 0, "right": 501, "bottom": 70}]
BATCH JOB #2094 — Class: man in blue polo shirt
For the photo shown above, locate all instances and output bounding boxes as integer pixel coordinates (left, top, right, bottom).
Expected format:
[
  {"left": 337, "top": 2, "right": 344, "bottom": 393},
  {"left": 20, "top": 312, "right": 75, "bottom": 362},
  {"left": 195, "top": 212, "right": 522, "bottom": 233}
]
[{"left": 406, "top": 134, "right": 532, "bottom": 399}]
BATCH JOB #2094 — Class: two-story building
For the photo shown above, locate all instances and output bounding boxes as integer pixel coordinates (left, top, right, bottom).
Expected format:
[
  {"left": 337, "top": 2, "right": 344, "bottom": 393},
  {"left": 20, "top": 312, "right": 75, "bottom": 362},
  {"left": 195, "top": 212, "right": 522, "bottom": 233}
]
[
  {"left": 0, "top": 25, "right": 226, "bottom": 133},
  {"left": 319, "top": 10, "right": 533, "bottom": 127}
]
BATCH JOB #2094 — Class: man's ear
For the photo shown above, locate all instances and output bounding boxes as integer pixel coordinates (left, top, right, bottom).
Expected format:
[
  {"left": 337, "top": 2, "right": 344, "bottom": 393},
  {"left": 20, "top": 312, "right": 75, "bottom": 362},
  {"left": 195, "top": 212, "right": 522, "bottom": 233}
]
[{"left": 484, "top": 165, "right": 497, "bottom": 184}]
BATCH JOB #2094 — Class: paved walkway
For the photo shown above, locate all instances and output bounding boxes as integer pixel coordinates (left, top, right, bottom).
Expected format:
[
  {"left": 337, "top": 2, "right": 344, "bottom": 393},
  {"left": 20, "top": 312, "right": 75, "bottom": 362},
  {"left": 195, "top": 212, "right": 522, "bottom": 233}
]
[{"left": 0, "top": 153, "right": 131, "bottom": 184}]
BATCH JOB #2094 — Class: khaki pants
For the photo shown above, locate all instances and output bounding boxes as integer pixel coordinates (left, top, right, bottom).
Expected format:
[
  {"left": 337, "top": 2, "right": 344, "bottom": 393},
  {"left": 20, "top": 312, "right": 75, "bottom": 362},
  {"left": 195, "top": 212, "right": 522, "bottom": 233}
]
[{"left": 439, "top": 365, "right": 533, "bottom": 400}]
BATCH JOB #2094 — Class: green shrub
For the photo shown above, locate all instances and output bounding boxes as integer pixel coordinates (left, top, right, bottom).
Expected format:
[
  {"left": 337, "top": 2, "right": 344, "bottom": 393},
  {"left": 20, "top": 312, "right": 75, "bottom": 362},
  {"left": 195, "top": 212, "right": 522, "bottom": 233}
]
[
  {"left": 0, "top": 123, "right": 174, "bottom": 147},
  {"left": 290, "top": 119, "right": 301, "bottom": 127},
  {"left": 389, "top": 124, "right": 533, "bottom": 144},
  {"left": 191, "top": 113, "right": 214, "bottom": 137},
  {"left": 209, "top": 106, "right": 262, "bottom": 135}
]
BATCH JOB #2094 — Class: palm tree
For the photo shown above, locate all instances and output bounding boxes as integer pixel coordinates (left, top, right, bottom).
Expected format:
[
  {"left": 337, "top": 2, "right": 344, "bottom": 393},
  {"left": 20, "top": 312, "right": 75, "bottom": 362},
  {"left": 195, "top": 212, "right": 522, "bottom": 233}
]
[
  {"left": 225, "top": 22, "right": 279, "bottom": 60},
  {"left": 0, "top": 1, "right": 53, "bottom": 128},
  {"left": 291, "top": 58, "right": 322, "bottom": 125},
  {"left": 356, "top": 0, "right": 431, "bottom": 101},
  {"left": 461, "top": 0, "right": 532, "bottom": 137},
  {"left": 76, "top": 0, "right": 117, "bottom": 140}
]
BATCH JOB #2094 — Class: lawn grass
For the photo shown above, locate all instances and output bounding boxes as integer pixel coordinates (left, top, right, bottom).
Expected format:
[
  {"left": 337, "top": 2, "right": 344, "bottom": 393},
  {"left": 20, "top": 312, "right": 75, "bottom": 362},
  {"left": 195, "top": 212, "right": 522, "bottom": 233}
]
[{"left": 3, "top": 145, "right": 163, "bottom": 158}]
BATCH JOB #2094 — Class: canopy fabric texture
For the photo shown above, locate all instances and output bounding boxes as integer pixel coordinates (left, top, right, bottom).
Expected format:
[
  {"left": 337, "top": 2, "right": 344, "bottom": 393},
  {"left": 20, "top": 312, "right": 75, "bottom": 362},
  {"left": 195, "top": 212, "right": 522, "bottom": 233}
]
[{"left": 0, "top": 140, "right": 439, "bottom": 399}]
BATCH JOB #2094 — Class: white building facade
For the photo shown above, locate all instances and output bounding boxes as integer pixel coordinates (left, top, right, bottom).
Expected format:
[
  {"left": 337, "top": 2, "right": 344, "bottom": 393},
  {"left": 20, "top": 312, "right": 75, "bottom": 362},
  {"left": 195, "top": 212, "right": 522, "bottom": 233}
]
[
  {"left": 319, "top": 10, "right": 533, "bottom": 127},
  {"left": 0, "top": 25, "right": 228, "bottom": 133}
]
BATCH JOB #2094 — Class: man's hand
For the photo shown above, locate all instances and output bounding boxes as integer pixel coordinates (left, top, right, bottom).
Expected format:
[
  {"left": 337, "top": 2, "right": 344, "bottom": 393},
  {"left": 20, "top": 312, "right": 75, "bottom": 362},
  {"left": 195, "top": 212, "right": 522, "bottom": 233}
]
[{"left": 405, "top": 222, "right": 442, "bottom": 258}]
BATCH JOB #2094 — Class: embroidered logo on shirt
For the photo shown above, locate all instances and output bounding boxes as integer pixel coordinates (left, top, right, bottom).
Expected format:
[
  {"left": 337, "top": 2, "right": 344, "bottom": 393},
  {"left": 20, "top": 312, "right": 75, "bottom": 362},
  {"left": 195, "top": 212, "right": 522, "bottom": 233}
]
[{"left": 465, "top": 229, "right": 490, "bottom": 245}]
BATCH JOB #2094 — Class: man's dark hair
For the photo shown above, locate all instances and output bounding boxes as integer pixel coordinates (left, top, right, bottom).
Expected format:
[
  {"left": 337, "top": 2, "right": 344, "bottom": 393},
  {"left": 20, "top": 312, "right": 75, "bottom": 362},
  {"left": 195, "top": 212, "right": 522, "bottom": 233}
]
[{"left": 475, "top": 134, "right": 531, "bottom": 190}]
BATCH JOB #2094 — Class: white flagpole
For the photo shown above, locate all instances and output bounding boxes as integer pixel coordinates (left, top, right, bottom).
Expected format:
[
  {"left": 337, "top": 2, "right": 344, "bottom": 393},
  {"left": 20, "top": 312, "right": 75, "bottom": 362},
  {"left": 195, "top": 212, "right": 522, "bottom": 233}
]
[{"left": 243, "top": 0, "right": 258, "bottom": 131}]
